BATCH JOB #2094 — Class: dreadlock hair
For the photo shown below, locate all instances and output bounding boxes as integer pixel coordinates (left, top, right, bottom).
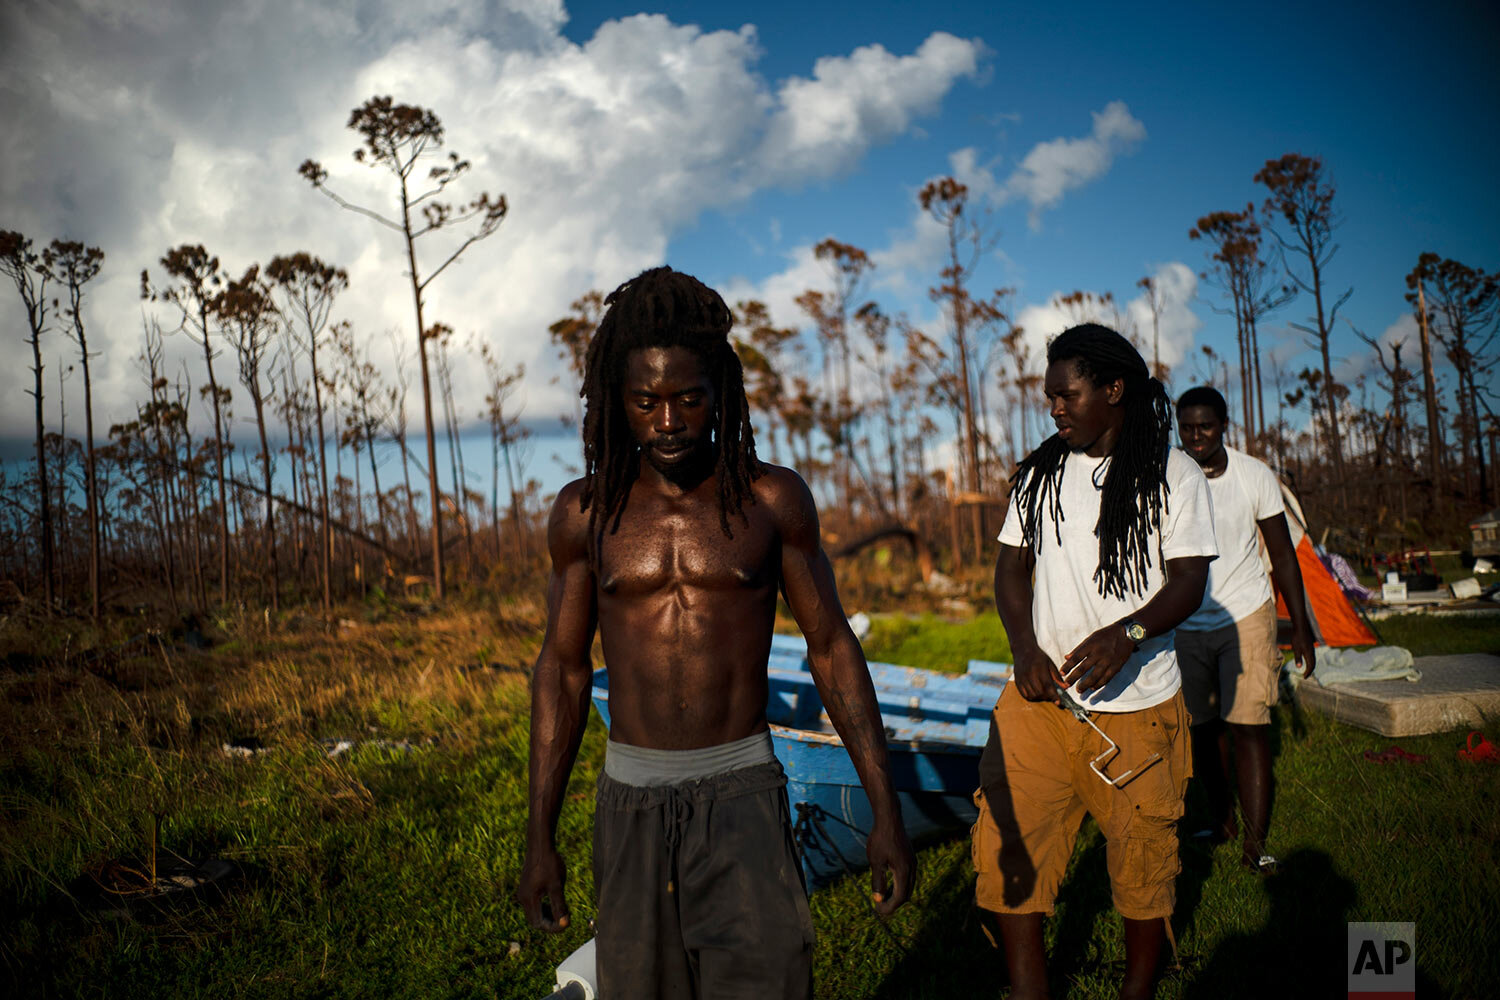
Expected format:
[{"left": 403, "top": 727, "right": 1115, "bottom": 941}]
[
  {"left": 1176, "top": 385, "right": 1228, "bottom": 423},
  {"left": 1009, "top": 323, "right": 1174, "bottom": 600},
  {"left": 578, "top": 266, "right": 762, "bottom": 555}
]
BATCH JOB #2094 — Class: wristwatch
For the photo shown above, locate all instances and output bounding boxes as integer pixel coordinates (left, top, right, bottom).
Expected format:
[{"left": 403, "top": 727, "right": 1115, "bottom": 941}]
[{"left": 1122, "top": 618, "right": 1148, "bottom": 646}]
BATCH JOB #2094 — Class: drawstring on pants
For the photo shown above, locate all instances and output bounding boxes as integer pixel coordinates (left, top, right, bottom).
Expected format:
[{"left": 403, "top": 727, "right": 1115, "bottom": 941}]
[{"left": 662, "top": 790, "right": 692, "bottom": 894}]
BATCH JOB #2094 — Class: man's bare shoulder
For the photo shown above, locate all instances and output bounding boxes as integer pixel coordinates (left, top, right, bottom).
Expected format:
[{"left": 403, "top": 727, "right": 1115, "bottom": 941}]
[
  {"left": 546, "top": 479, "right": 592, "bottom": 562},
  {"left": 750, "top": 464, "right": 819, "bottom": 538}
]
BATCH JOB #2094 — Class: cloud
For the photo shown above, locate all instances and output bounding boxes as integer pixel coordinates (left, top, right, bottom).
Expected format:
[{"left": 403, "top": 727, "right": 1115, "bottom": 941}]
[
  {"left": 756, "top": 32, "right": 985, "bottom": 185},
  {"left": 999, "top": 100, "right": 1145, "bottom": 230},
  {"left": 1013, "top": 261, "right": 1199, "bottom": 371},
  {"left": 912, "top": 102, "right": 1146, "bottom": 232},
  {"left": 0, "top": 1, "right": 983, "bottom": 448}
]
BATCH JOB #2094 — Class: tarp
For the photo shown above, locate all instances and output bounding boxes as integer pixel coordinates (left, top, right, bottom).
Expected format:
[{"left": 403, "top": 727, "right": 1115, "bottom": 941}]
[{"left": 1275, "top": 484, "right": 1378, "bottom": 647}]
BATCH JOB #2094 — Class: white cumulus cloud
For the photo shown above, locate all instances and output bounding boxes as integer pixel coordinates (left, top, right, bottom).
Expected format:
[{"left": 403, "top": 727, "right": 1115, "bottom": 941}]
[{"left": 0, "top": 0, "right": 984, "bottom": 452}]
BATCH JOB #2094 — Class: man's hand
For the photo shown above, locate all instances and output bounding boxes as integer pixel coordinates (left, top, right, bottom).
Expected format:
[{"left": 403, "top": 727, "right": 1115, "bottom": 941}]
[
  {"left": 1061, "top": 622, "right": 1137, "bottom": 695},
  {"left": 1013, "top": 646, "right": 1066, "bottom": 703},
  {"left": 866, "top": 815, "right": 915, "bottom": 915},
  {"left": 1290, "top": 624, "right": 1317, "bottom": 678},
  {"left": 517, "top": 845, "right": 571, "bottom": 933}
]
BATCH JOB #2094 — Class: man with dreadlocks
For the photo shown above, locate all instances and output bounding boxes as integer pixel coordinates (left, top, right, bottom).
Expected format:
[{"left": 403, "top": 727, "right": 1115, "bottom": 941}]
[
  {"left": 973, "top": 324, "right": 1217, "bottom": 1000},
  {"left": 519, "top": 266, "right": 914, "bottom": 999}
]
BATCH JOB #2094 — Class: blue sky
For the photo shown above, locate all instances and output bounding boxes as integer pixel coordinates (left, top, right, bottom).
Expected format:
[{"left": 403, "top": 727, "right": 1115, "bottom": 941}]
[{"left": 2, "top": 0, "right": 1495, "bottom": 497}]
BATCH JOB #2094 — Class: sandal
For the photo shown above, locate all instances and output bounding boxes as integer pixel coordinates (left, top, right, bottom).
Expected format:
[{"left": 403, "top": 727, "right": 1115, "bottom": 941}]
[
  {"left": 1459, "top": 731, "right": 1500, "bottom": 762},
  {"left": 1241, "top": 854, "right": 1279, "bottom": 875}
]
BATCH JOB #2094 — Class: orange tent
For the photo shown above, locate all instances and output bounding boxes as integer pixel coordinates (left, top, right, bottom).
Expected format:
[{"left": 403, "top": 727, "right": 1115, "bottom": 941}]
[{"left": 1273, "top": 484, "right": 1377, "bottom": 647}]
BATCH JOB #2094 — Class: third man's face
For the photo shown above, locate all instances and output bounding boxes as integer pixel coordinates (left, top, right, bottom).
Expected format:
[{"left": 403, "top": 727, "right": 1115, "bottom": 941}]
[
  {"left": 1177, "top": 404, "right": 1226, "bottom": 467},
  {"left": 623, "top": 346, "right": 718, "bottom": 479}
]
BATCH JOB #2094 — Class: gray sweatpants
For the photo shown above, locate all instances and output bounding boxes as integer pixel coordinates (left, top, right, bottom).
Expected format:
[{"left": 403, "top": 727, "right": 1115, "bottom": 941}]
[{"left": 593, "top": 760, "right": 814, "bottom": 1000}]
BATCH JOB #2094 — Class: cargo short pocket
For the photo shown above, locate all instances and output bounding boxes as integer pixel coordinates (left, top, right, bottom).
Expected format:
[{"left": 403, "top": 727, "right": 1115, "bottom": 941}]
[
  {"left": 970, "top": 789, "right": 998, "bottom": 874},
  {"left": 1110, "top": 808, "right": 1180, "bottom": 919}
]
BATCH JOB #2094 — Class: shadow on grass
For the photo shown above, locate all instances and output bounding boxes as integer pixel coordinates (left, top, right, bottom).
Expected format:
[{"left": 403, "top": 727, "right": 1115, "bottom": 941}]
[
  {"left": 868, "top": 842, "right": 1006, "bottom": 1000},
  {"left": 1181, "top": 847, "right": 1359, "bottom": 998}
]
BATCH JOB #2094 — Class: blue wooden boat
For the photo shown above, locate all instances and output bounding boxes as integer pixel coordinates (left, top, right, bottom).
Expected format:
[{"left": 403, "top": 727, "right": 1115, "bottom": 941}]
[{"left": 588, "top": 633, "right": 1011, "bottom": 890}]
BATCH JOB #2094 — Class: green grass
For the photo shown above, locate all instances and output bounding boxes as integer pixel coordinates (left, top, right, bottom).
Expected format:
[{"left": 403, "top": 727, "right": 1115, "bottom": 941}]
[
  {"left": 861, "top": 612, "right": 1012, "bottom": 673},
  {"left": 1365, "top": 611, "right": 1500, "bottom": 656},
  {"left": 3, "top": 608, "right": 1497, "bottom": 998}
]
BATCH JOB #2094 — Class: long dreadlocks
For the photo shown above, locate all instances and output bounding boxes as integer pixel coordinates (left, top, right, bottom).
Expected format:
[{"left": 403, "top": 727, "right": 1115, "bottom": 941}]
[
  {"left": 1009, "top": 323, "right": 1173, "bottom": 599},
  {"left": 578, "top": 266, "right": 762, "bottom": 554}
]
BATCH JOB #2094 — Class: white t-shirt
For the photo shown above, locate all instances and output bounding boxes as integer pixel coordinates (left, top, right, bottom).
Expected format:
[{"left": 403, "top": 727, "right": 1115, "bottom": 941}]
[
  {"left": 998, "top": 447, "right": 1217, "bottom": 713},
  {"left": 1178, "top": 446, "right": 1285, "bottom": 631}
]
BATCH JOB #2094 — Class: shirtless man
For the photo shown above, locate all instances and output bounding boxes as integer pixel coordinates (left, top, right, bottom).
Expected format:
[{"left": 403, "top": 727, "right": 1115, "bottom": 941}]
[{"left": 518, "top": 267, "right": 914, "bottom": 1000}]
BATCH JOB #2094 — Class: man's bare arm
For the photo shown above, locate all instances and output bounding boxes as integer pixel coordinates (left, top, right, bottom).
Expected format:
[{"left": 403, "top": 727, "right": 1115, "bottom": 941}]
[
  {"left": 768, "top": 469, "right": 914, "bottom": 914},
  {"left": 994, "top": 542, "right": 1067, "bottom": 703},
  {"left": 518, "top": 483, "right": 598, "bottom": 933},
  {"left": 1062, "top": 555, "right": 1211, "bottom": 694},
  {"left": 1259, "top": 513, "right": 1316, "bottom": 676}
]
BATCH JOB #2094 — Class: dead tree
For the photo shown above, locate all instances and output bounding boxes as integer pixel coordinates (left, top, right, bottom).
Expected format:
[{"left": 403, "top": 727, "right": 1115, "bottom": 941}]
[
  {"left": 300, "top": 96, "right": 508, "bottom": 600},
  {"left": 477, "top": 338, "right": 529, "bottom": 562},
  {"left": 217, "top": 265, "right": 281, "bottom": 612},
  {"left": 145, "top": 245, "right": 232, "bottom": 605},
  {"left": 2, "top": 231, "right": 56, "bottom": 609},
  {"left": 45, "top": 241, "right": 105, "bottom": 620},
  {"left": 1256, "top": 154, "right": 1352, "bottom": 493},
  {"left": 267, "top": 253, "right": 346, "bottom": 612}
]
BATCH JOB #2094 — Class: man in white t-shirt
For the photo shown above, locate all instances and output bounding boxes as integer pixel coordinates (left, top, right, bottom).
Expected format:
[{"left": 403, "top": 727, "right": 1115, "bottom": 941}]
[
  {"left": 1175, "top": 386, "right": 1315, "bottom": 874},
  {"left": 977, "top": 325, "right": 1216, "bottom": 1000}
]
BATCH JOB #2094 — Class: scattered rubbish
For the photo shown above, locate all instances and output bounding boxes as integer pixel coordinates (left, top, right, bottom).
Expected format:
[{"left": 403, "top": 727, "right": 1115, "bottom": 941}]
[
  {"left": 939, "top": 598, "right": 973, "bottom": 618},
  {"left": 1449, "top": 577, "right": 1482, "bottom": 600},
  {"left": 846, "top": 612, "right": 872, "bottom": 642},
  {"left": 1362, "top": 745, "right": 1429, "bottom": 764},
  {"left": 221, "top": 737, "right": 269, "bottom": 758},
  {"left": 79, "top": 856, "right": 241, "bottom": 917},
  {"left": 1458, "top": 731, "right": 1499, "bottom": 763},
  {"left": 221, "top": 736, "right": 436, "bottom": 759},
  {"left": 321, "top": 737, "right": 433, "bottom": 758},
  {"left": 544, "top": 937, "right": 598, "bottom": 1000},
  {"left": 508, "top": 940, "right": 522, "bottom": 957},
  {"left": 1475, "top": 558, "right": 1494, "bottom": 574},
  {"left": 920, "top": 570, "right": 964, "bottom": 597},
  {"left": 338, "top": 618, "right": 359, "bottom": 630}
]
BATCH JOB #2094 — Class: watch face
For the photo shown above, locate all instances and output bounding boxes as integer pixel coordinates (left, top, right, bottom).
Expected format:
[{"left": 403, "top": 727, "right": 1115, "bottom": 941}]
[{"left": 1126, "top": 622, "right": 1147, "bottom": 642}]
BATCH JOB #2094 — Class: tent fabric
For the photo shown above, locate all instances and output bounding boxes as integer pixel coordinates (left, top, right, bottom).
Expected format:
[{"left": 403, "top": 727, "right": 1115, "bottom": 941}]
[{"left": 1274, "top": 535, "right": 1378, "bottom": 647}]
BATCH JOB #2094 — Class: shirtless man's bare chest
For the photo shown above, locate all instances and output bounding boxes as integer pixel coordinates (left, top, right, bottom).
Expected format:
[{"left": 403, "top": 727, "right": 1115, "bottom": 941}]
[{"left": 595, "top": 473, "right": 783, "bottom": 748}]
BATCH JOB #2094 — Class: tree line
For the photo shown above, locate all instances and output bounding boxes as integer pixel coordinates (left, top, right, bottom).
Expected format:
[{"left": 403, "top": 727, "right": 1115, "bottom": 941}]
[{"left": 3, "top": 98, "right": 1496, "bottom": 621}]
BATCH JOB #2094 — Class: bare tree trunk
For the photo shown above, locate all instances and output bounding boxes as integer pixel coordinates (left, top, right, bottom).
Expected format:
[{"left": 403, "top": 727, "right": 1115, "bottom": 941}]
[
  {"left": 251, "top": 388, "right": 278, "bottom": 613},
  {"left": 77, "top": 321, "right": 101, "bottom": 621},
  {"left": 29, "top": 325, "right": 55, "bottom": 610},
  {"left": 1415, "top": 283, "right": 1445, "bottom": 500}
]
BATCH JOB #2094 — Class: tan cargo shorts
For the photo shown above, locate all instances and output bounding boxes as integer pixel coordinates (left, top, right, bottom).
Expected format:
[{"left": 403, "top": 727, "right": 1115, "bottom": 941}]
[
  {"left": 971, "top": 684, "right": 1192, "bottom": 921},
  {"left": 1176, "top": 600, "right": 1283, "bottom": 726}
]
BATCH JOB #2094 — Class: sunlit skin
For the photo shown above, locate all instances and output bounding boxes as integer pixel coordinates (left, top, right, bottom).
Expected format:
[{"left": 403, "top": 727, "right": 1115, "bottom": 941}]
[
  {"left": 1176, "top": 403, "right": 1229, "bottom": 477},
  {"left": 1176, "top": 402, "right": 1317, "bottom": 867},
  {"left": 992, "top": 358, "right": 1211, "bottom": 1000},
  {"left": 519, "top": 345, "right": 914, "bottom": 934},
  {"left": 1000, "top": 359, "right": 1211, "bottom": 704}
]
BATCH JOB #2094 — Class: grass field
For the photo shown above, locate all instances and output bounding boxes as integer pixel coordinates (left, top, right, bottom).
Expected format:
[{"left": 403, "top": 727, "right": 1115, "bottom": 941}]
[{"left": 1, "top": 595, "right": 1496, "bottom": 999}]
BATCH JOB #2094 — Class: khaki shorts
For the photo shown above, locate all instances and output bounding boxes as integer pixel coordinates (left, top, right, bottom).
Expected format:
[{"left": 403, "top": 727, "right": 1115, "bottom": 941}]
[
  {"left": 971, "top": 684, "right": 1192, "bottom": 921},
  {"left": 1176, "top": 600, "right": 1283, "bottom": 726}
]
